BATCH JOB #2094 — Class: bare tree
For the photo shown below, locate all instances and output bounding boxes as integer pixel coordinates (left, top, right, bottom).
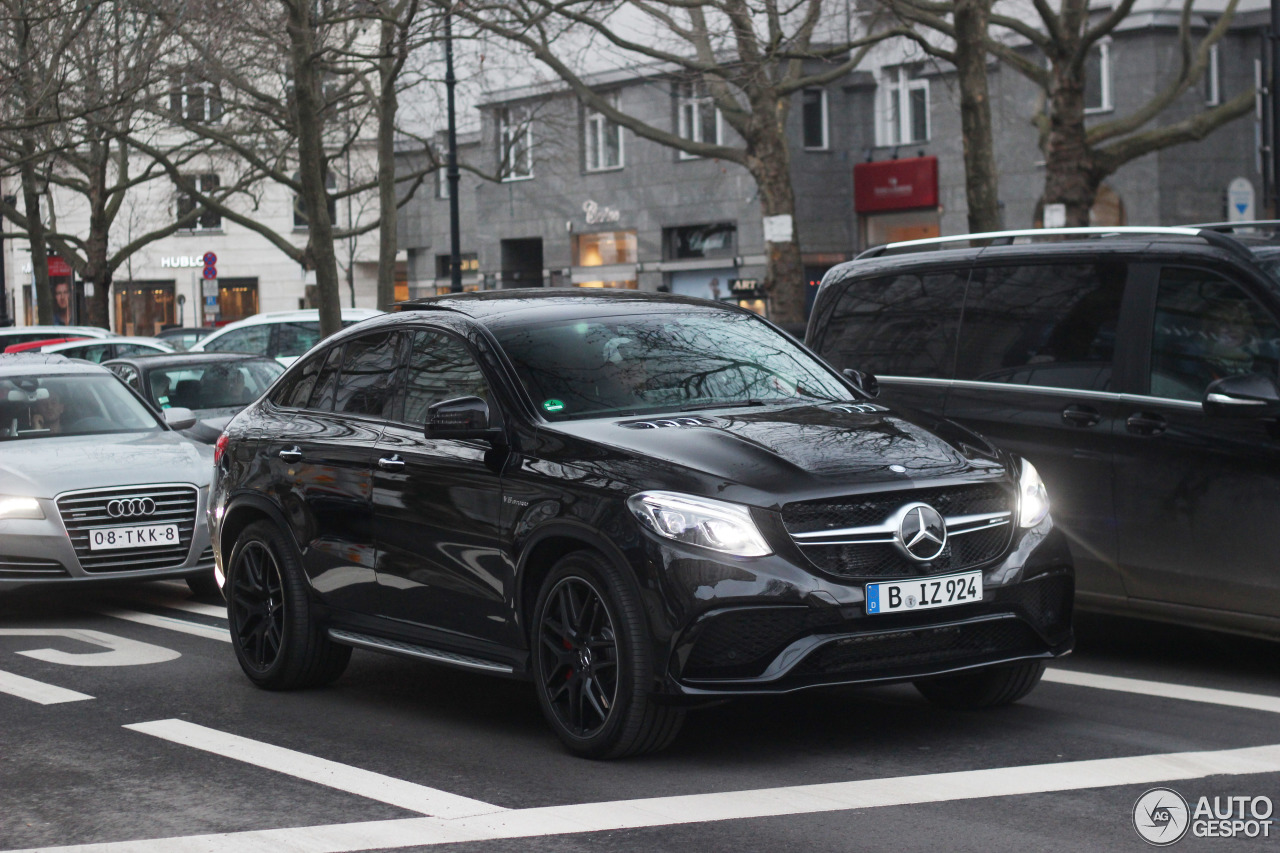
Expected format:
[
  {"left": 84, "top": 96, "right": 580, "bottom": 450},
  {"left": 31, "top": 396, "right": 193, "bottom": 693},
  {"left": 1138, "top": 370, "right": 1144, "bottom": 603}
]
[{"left": 452, "top": 0, "right": 903, "bottom": 324}]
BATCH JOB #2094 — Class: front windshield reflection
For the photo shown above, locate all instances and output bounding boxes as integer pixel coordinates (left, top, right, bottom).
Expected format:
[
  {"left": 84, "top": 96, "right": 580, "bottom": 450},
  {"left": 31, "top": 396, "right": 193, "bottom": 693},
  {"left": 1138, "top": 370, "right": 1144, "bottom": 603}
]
[
  {"left": 494, "top": 310, "right": 854, "bottom": 420},
  {"left": 0, "top": 374, "right": 161, "bottom": 440}
]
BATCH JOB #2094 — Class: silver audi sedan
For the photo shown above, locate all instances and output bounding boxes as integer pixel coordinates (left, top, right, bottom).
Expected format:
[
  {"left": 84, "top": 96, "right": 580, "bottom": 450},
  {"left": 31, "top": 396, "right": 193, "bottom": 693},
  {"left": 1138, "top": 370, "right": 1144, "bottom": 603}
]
[{"left": 0, "top": 354, "right": 217, "bottom": 596}]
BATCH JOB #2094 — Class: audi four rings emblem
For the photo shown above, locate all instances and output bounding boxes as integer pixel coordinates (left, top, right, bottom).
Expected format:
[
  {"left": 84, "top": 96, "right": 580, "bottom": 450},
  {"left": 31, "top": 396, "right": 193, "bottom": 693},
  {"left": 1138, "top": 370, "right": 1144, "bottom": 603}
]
[
  {"left": 896, "top": 503, "right": 947, "bottom": 561},
  {"left": 106, "top": 498, "right": 156, "bottom": 518}
]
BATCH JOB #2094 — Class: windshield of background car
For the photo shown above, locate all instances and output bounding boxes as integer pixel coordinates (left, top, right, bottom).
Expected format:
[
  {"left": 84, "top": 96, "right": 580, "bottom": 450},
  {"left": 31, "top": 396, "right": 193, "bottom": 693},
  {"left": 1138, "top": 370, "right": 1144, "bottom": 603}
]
[
  {"left": 146, "top": 361, "right": 284, "bottom": 411},
  {"left": 0, "top": 374, "right": 160, "bottom": 440},
  {"left": 493, "top": 309, "right": 855, "bottom": 420}
]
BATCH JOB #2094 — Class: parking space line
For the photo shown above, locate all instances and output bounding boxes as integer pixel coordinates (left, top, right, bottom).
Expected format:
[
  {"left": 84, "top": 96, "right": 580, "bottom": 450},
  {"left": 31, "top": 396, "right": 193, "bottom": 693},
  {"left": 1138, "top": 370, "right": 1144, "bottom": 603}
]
[
  {"left": 124, "top": 719, "right": 506, "bottom": 819},
  {"left": 0, "top": 670, "right": 92, "bottom": 705},
  {"left": 96, "top": 609, "right": 230, "bottom": 643},
  {"left": 135, "top": 596, "right": 227, "bottom": 619},
  {"left": 13, "top": 741, "right": 1280, "bottom": 853},
  {"left": 1045, "top": 667, "right": 1280, "bottom": 714}
]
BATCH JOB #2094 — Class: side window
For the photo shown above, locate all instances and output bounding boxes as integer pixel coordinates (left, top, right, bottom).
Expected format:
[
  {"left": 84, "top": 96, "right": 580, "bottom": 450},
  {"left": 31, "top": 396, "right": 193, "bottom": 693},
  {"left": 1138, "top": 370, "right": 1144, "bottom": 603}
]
[
  {"left": 334, "top": 332, "right": 402, "bottom": 417},
  {"left": 307, "top": 345, "right": 344, "bottom": 411},
  {"left": 276, "top": 322, "right": 322, "bottom": 359},
  {"left": 115, "top": 344, "right": 156, "bottom": 358},
  {"left": 205, "top": 325, "right": 271, "bottom": 355},
  {"left": 111, "top": 364, "right": 141, "bottom": 390},
  {"left": 396, "top": 330, "right": 490, "bottom": 425},
  {"left": 1149, "top": 268, "right": 1280, "bottom": 401},
  {"left": 810, "top": 271, "right": 965, "bottom": 378},
  {"left": 956, "top": 263, "right": 1126, "bottom": 391}
]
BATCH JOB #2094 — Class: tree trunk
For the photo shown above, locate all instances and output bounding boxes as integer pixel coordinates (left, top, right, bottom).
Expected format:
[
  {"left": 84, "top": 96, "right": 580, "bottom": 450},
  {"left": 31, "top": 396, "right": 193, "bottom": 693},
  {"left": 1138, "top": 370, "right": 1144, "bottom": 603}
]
[
  {"left": 1042, "top": 59, "right": 1098, "bottom": 227},
  {"left": 287, "top": 0, "right": 342, "bottom": 339},
  {"left": 954, "top": 0, "right": 1001, "bottom": 233},
  {"left": 375, "top": 13, "right": 399, "bottom": 311},
  {"left": 20, "top": 159, "right": 51, "bottom": 326},
  {"left": 747, "top": 127, "right": 804, "bottom": 325}
]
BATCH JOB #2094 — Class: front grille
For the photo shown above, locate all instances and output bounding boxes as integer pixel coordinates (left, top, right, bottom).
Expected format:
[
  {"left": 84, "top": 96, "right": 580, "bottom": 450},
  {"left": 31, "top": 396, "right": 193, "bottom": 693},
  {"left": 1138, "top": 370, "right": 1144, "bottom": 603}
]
[
  {"left": 196, "top": 547, "right": 215, "bottom": 567},
  {"left": 57, "top": 485, "right": 197, "bottom": 574},
  {"left": 684, "top": 608, "right": 845, "bottom": 679},
  {"left": 791, "top": 618, "right": 1043, "bottom": 678},
  {"left": 0, "top": 556, "right": 68, "bottom": 579},
  {"left": 782, "top": 483, "right": 1013, "bottom": 578}
]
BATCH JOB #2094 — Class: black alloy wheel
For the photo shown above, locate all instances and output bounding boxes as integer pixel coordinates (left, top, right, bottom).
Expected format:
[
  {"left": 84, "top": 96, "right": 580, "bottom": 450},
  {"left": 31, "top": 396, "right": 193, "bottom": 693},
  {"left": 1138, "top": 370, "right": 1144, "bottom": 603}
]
[
  {"left": 531, "top": 552, "right": 684, "bottom": 759},
  {"left": 225, "top": 520, "right": 351, "bottom": 690}
]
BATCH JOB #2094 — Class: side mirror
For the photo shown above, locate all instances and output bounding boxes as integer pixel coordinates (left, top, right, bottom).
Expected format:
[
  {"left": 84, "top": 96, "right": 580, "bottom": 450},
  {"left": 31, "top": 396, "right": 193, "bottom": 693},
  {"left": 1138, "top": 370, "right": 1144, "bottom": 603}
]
[
  {"left": 1203, "top": 373, "right": 1280, "bottom": 419},
  {"left": 842, "top": 368, "right": 880, "bottom": 399},
  {"left": 163, "top": 406, "right": 197, "bottom": 431},
  {"left": 425, "top": 396, "right": 504, "bottom": 442}
]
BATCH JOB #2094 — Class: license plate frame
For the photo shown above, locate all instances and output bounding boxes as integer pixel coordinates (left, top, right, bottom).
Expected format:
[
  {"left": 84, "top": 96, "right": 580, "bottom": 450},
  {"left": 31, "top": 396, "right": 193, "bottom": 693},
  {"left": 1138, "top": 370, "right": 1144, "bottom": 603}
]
[
  {"left": 865, "top": 570, "right": 983, "bottom": 615},
  {"left": 87, "top": 523, "right": 181, "bottom": 551}
]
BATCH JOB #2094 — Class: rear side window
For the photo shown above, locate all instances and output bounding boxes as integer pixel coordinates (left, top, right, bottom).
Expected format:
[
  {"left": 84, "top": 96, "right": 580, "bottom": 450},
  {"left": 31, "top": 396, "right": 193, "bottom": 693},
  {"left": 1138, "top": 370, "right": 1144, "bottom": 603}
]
[
  {"left": 274, "top": 350, "right": 326, "bottom": 408},
  {"left": 956, "top": 263, "right": 1126, "bottom": 391},
  {"left": 307, "top": 346, "right": 344, "bottom": 411},
  {"left": 810, "top": 271, "right": 966, "bottom": 378},
  {"left": 334, "top": 331, "right": 403, "bottom": 417}
]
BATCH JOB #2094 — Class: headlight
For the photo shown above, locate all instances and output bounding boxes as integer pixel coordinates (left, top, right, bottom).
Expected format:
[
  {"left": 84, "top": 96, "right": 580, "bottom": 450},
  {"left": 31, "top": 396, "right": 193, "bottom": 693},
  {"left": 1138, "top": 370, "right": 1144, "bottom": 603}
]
[
  {"left": 1018, "top": 460, "right": 1050, "bottom": 528},
  {"left": 627, "top": 491, "right": 772, "bottom": 557},
  {"left": 0, "top": 496, "right": 44, "bottom": 520}
]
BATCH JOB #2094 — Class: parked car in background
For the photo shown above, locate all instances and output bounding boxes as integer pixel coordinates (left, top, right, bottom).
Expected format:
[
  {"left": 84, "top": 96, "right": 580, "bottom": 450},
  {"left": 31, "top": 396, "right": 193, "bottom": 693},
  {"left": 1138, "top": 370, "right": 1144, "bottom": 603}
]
[
  {"left": 807, "top": 225, "right": 1280, "bottom": 641},
  {"left": 105, "top": 353, "right": 283, "bottom": 443},
  {"left": 155, "top": 326, "right": 213, "bottom": 352},
  {"left": 189, "top": 308, "right": 383, "bottom": 366},
  {"left": 5, "top": 337, "right": 87, "bottom": 354},
  {"left": 41, "top": 336, "right": 174, "bottom": 363},
  {"left": 0, "top": 354, "right": 218, "bottom": 598},
  {"left": 0, "top": 326, "right": 115, "bottom": 350},
  {"left": 211, "top": 290, "right": 1073, "bottom": 758}
]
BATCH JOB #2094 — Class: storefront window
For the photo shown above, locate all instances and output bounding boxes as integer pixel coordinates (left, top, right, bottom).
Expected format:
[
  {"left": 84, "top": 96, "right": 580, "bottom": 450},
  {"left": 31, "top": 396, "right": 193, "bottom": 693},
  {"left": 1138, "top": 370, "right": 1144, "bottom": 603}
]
[
  {"left": 574, "top": 231, "right": 637, "bottom": 267},
  {"left": 113, "top": 281, "right": 176, "bottom": 336},
  {"left": 576, "top": 280, "right": 638, "bottom": 289},
  {"left": 217, "top": 278, "right": 259, "bottom": 324},
  {"left": 665, "top": 223, "right": 736, "bottom": 260}
]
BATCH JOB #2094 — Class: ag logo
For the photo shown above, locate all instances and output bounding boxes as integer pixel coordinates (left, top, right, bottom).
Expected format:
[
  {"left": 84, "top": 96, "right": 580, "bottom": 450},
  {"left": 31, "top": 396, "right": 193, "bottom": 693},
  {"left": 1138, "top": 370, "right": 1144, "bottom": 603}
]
[{"left": 1133, "top": 787, "right": 1190, "bottom": 845}]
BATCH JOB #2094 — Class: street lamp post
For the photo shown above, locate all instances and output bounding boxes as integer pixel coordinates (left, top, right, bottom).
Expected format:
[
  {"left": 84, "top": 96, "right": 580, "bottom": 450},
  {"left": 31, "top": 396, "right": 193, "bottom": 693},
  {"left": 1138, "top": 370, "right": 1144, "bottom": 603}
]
[{"left": 445, "top": 6, "right": 462, "bottom": 294}]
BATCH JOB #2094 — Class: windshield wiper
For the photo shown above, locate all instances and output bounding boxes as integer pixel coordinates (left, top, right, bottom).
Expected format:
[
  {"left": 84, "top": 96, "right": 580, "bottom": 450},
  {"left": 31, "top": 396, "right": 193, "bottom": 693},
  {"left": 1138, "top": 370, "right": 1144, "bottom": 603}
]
[{"left": 681, "top": 399, "right": 768, "bottom": 412}]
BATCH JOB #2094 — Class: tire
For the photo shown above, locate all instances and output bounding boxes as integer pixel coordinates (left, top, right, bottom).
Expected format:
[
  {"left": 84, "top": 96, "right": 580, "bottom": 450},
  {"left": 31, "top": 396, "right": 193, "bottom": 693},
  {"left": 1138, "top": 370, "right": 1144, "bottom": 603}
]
[
  {"left": 225, "top": 520, "right": 351, "bottom": 690},
  {"left": 186, "top": 570, "right": 222, "bottom": 601},
  {"left": 913, "top": 659, "right": 1046, "bottom": 710},
  {"left": 531, "top": 551, "right": 685, "bottom": 759}
]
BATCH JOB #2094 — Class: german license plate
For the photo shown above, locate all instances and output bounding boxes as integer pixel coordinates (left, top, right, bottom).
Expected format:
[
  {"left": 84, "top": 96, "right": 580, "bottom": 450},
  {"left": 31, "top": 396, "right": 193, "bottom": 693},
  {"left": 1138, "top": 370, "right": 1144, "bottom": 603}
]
[
  {"left": 88, "top": 524, "right": 180, "bottom": 551},
  {"left": 865, "top": 570, "right": 983, "bottom": 615}
]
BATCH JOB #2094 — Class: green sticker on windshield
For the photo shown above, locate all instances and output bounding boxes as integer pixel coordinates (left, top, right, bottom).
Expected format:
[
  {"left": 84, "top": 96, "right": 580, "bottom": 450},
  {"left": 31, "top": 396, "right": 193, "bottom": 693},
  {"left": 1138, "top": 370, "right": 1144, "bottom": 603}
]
[{"left": 543, "top": 399, "right": 565, "bottom": 413}]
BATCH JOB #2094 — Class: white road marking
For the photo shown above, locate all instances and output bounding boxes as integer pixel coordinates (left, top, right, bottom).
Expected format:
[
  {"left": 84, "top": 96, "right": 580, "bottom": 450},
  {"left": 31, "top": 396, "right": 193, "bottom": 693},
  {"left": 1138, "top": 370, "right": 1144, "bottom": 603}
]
[
  {"left": 12, "top": 741, "right": 1280, "bottom": 853},
  {"left": 1045, "top": 667, "right": 1280, "bottom": 714},
  {"left": 0, "top": 669, "right": 93, "bottom": 705},
  {"left": 135, "top": 595, "right": 227, "bottom": 619},
  {"left": 96, "top": 609, "right": 230, "bottom": 643},
  {"left": 0, "top": 628, "right": 180, "bottom": 666},
  {"left": 124, "top": 719, "right": 505, "bottom": 819}
]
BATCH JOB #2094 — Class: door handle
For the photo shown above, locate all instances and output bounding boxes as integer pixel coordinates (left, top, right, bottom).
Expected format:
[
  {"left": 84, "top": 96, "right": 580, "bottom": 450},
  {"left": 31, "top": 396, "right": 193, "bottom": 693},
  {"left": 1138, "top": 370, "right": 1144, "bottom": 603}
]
[
  {"left": 278, "top": 446, "right": 302, "bottom": 463},
  {"left": 1126, "top": 412, "right": 1168, "bottom": 436},
  {"left": 378, "top": 454, "right": 406, "bottom": 471},
  {"left": 1061, "top": 404, "right": 1101, "bottom": 427}
]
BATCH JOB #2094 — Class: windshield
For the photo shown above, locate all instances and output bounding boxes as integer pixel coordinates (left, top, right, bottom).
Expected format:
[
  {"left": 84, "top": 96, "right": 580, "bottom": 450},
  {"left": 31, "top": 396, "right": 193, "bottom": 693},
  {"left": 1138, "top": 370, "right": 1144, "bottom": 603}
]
[
  {"left": 145, "top": 360, "right": 283, "bottom": 411},
  {"left": 493, "top": 310, "right": 854, "bottom": 420},
  {"left": 0, "top": 374, "right": 161, "bottom": 441}
]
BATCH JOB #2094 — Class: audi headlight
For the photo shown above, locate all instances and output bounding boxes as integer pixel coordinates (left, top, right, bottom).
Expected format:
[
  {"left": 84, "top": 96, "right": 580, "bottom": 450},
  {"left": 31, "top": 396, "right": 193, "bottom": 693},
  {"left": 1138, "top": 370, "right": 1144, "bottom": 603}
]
[
  {"left": 1018, "top": 460, "right": 1050, "bottom": 528},
  {"left": 627, "top": 491, "right": 771, "bottom": 557},
  {"left": 0, "top": 496, "right": 44, "bottom": 520}
]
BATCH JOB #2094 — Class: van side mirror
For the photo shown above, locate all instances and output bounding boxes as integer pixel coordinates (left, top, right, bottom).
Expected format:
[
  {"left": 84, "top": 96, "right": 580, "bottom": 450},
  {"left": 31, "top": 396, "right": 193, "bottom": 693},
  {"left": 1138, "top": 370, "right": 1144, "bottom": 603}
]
[
  {"left": 425, "top": 396, "right": 505, "bottom": 442},
  {"left": 842, "top": 368, "right": 880, "bottom": 399},
  {"left": 1203, "top": 373, "right": 1280, "bottom": 419}
]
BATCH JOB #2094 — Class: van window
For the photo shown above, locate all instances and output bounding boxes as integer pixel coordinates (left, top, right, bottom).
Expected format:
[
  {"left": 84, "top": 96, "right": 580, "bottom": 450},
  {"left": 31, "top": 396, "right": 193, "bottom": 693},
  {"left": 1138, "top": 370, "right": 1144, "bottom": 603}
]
[
  {"left": 810, "top": 271, "right": 966, "bottom": 378},
  {"left": 956, "top": 263, "right": 1125, "bottom": 391}
]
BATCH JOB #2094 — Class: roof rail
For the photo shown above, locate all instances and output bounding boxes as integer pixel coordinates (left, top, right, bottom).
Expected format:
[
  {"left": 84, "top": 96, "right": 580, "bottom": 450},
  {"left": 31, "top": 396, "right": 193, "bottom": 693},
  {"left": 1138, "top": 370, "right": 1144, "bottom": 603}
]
[
  {"left": 857, "top": 226, "right": 1252, "bottom": 262},
  {"left": 1191, "top": 220, "right": 1280, "bottom": 233}
]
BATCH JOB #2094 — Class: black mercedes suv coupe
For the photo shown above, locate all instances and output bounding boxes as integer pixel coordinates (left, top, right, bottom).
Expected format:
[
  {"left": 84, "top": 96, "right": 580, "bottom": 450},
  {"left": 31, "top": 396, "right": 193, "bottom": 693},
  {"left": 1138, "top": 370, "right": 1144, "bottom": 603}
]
[{"left": 209, "top": 290, "right": 1073, "bottom": 758}]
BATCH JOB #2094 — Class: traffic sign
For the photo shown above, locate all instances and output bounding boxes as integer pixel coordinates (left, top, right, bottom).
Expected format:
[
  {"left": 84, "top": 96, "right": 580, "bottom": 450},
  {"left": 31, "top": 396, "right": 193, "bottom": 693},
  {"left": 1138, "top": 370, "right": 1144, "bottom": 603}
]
[
  {"left": 202, "top": 252, "right": 217, "bottom": 266},
  {"left": 202, "top": 267, "right": 217, "bottom": 280}
]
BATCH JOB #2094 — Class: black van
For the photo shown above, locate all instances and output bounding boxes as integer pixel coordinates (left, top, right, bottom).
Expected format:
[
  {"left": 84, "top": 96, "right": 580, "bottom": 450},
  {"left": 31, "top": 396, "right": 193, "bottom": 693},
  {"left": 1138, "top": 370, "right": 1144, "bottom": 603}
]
[
  {"left": 210, "top": 290, "right": 1073, "bottom": 758},
  {"left": 808, "top": 225, "right": 1280, "bottom": 642}
]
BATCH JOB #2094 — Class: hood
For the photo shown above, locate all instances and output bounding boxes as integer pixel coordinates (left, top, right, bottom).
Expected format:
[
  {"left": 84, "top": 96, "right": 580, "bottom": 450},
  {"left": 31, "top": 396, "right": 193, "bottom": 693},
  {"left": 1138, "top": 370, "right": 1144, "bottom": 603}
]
[
  {"left": 0, "top": 431, "right": 214, "bottom": 498},
  {"left": 541, "top": 402, "right": 1005, "bottom": 503}
]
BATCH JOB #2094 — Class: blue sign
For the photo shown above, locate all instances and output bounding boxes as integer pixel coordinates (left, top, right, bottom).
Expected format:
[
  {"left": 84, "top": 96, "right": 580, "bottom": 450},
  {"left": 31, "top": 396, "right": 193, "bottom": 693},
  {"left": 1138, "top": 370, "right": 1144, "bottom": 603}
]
[{"left": 205, "top": 295, "right": 218, "bottom": 306}]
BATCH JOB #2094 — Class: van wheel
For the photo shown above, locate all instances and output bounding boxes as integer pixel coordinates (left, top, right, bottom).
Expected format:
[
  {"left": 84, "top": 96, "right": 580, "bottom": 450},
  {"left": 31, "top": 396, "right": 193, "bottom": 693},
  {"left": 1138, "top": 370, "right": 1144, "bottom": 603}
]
[
  {"left": 532, "top": 552, "right": 685, "bottom": 759},
  {"left": 226, "top": 520, "right": 350, "bottom": 690},
  {"left": 913, "top": 660, "right": 1046, "bottom": 709}
]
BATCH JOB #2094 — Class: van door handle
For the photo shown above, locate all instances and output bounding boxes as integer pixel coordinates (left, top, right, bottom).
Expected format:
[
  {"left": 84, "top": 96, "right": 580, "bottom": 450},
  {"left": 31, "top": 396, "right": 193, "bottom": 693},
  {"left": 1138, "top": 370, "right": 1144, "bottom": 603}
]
[
  {"left": 377, "top": 454, "right": 406, "bottom": 471},
  {"left": 1061, "top": 404, "right": 1101, "bottom": 427},
  {"left": 1126, "top": 412, "right": 1168, "bottom": 436},
  {"left": 278, "top": 446, "right": 302, "bottom": 463}
]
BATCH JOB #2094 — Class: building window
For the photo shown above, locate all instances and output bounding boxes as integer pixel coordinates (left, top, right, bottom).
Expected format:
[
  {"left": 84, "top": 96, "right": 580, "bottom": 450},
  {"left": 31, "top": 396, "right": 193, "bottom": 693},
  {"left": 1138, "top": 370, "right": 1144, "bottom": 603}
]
[
  {"left": 1204, "top": 42, "right": 1221, "bottom": 106},
  {"left": 1084, "top": 40, "right": 1113, "bottom": 113},
  {"left": 675, "top": 80, "right": 721, "bottom": 159},
  {"left": 435, "top": 253, "right": 479, "bottom": 278},
  {"left": 802, "top": 89, "right": 828, "bottom": 150},
  {"left": 574, "top": 230, "right": 637, "bottom": 267},
  {"left": 664, "top": 223, "right": 736, "bottom": 260},
  {"left": 294, "top": 170, "right": 338, "bottom": 229},
  {"left": 169, "top": 77, "right": 222, "bottom": 124},
  {"left": 584, "top": 94, "right": 624, "bottom": 172},
  {"left": 499, "top": 106, "right": 533, "bottom": 181},
  {"left": 176, "top": 174, "right": 221, "bottom": 231},
  {"left": 879, "top": 66, "right": 929, "bottom": 146}
]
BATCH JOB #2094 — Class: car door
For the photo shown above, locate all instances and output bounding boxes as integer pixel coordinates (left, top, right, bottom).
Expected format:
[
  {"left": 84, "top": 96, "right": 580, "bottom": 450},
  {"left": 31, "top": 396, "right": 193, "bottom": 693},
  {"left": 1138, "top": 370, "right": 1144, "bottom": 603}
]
[
  {"left": 943, "top": 260, "right": 1135, "bottom": 605},
  {"left": 372, "top": 326, "right": 511, "bottom": 645},
  {"left": 1113, "top": 264, "right": 1280, "bottom": 622}
]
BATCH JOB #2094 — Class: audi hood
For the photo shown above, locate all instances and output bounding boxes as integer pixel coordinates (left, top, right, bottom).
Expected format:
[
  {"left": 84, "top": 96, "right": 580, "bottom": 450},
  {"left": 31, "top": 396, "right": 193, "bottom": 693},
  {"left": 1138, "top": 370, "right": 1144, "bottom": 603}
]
[{"left": 0, "top": 431, "right": 214, "bottom": 499}]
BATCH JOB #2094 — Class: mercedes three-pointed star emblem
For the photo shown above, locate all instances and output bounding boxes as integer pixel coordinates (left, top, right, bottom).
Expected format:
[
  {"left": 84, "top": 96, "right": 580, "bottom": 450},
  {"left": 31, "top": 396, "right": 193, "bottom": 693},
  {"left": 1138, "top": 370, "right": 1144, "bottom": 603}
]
[{"left": 896, "top": 503, "right": 947, "bottom": 561}]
